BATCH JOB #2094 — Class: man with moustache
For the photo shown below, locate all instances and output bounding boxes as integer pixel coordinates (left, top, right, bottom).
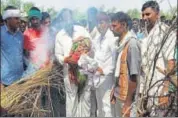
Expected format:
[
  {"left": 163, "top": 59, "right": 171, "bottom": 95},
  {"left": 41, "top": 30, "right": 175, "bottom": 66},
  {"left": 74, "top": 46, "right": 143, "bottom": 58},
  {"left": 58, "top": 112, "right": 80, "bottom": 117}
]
[
  {"left": 23, "top": 7, "right": 51, "bottom": 76},
  {"left": 0, "top": 6, "right": 24, "bottom": 116},
  {"left": 110, "top": 11, "right": 141, "bottom": 117},
  {"left": 1, "top": 6, "right": 24, "bottom": 87},
  {"left": 91, "top": 12, "right": 117, "bottom": 117},
  {"left": 139, "top": 1, "right": 176, "bottom": 116},
  {"left": 55, "top": 8, "right": 92, "bottom": 117}
]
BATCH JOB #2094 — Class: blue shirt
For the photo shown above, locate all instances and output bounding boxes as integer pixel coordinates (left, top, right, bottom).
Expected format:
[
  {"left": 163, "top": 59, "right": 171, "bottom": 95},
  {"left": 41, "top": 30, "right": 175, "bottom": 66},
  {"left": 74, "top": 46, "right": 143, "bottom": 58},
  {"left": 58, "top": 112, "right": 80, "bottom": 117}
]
[
  {"left": 1, "top": 25, "right": 24, "bottom": 85},
  {"left": 136, "top": 32, "right": 144, "bottom": 40}
]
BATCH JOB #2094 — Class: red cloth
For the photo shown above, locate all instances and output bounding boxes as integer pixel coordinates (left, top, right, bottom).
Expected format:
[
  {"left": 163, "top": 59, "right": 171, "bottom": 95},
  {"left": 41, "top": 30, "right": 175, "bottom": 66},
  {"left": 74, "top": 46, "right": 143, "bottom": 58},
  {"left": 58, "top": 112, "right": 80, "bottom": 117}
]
[{"left": 24, "top": 28, "right": 50, "bottom": 68}]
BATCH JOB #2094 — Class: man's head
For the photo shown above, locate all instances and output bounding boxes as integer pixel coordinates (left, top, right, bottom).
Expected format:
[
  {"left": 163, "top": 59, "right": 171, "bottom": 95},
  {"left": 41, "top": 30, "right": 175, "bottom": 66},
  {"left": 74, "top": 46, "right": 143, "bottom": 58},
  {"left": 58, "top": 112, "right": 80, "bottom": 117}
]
[
  {"left": 20, "top": 19, "right": 27, "bottom": 33},
  {"left": 28, "top": 7, "right": 42, "bottom": 29},
  {"left": 60, "top": 8, "right": 74, "bottom": 37},
  {"left": 111, "top": 11, "right": 132, "bottom": 37},
  {"left": 96, "top": 12, "right": 110, "bottom": 36},
  {"left": 41, "top": 12, "right": 51, "bottom": 28},
  {"left": 60, "top": 8, "right": 73, "bottom": 23},
  {"left": 87, "top": 7, "right": 98, "bottom": 32},
  {"left": 20, "top": 12, "right": 28, "bottom": 33},
  {"left": 141, "top": 1, "right": 160, "bottom": 32},
  {"left": 132, "top": 18, "right": 140, "bottom": 33},
  {"left": 3, "top": 6, "right": 21, "bottom": 31}
]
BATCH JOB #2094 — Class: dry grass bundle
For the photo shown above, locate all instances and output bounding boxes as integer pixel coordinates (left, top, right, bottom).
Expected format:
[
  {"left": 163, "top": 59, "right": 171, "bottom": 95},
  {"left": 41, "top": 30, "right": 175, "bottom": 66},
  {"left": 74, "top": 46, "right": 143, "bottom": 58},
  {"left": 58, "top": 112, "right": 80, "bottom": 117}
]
[{"left": 1, "top": 63, "right": 64, "bottom": 116}]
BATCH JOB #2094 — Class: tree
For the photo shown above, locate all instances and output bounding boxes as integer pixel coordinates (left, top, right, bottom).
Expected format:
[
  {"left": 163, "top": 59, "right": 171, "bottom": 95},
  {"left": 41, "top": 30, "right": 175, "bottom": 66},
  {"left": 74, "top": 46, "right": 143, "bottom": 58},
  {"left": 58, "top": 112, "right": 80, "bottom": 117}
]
[
  {"left": 1, "top": 0, "right": 33, "bottom": 14},
  {"left": 1, "top": 0, "right": 6, "bottom": 14},
  {"left": 46, "top": 7, "right": 57, "bottom": 20},
  {"left": 160, "top": 6, "right": 177, "bottom": 20},
  {"left": 73, "top": 9, "right": 87, "bottom": 21},
  {"left": 107, "top": 7, "right": 117, "bottom": 13},
  {"left": 127, "top": 8, "right": 141, "bottom": 19},
  {"left": 99, "top": 4, "right": 106, "bottom": 12},
  {"left": 5, "top": 0, "right": 21, "bottom": 9},
  {"left": 22, "top": 2, "right": 34, "bottom": 14}
]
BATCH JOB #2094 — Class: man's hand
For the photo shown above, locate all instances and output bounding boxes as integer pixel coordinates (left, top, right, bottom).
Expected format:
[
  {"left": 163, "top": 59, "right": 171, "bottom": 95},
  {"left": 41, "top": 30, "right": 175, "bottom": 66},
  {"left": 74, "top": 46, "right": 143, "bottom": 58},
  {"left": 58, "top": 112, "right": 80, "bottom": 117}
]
[
  {"left": 122, "top": 102, "right": 131, "bottom": 117},
  {"left": 96, "top": 67, "right": 104, "bottom": 75},
  {"left": 110, "top": 87, "right": 116, "bottom": 104},
  {"left": 64, "top": 57, "right": 69, "bottom": 63},
  {"left": 1, "top": 83, "right": 5, "bottom": 91}
]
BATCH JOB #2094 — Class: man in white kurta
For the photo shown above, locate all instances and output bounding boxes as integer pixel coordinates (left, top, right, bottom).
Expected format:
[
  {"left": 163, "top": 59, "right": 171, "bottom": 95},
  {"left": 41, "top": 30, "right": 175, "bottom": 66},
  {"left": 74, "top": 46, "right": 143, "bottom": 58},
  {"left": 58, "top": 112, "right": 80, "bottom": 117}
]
[
  {"left": 91, "top": 12, "right": 117, "bottom": 117},
  {"left": 55, "top": 23, "right": 92, "bottom": 117}
]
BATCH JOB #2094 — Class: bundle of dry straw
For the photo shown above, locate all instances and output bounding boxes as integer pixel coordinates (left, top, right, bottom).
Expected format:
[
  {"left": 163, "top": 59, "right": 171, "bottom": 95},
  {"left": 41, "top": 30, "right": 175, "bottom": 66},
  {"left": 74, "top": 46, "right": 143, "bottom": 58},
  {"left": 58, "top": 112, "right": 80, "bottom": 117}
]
[{"left": 1, "top": 63, "right": 64, "bottom": 116}]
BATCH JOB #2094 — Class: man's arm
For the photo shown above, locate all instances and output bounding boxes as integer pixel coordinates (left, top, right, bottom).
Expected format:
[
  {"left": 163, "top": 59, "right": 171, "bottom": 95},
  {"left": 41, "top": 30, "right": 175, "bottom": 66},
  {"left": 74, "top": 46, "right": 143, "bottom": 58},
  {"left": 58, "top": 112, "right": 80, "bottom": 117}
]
[{"left": 55, "top": 33, "right": 65, "bottom": 65}]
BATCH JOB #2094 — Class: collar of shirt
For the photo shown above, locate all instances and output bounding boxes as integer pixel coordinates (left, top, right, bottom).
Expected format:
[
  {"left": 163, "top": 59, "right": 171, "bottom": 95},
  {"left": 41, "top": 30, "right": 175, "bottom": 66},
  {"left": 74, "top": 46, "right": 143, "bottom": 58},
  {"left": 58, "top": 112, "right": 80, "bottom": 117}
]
[
  {"left": 118, "top": 31, "right": 136, "bottom": 46},
  {"left": 4, "top": 24, "right": 20, "bottom": 35}
]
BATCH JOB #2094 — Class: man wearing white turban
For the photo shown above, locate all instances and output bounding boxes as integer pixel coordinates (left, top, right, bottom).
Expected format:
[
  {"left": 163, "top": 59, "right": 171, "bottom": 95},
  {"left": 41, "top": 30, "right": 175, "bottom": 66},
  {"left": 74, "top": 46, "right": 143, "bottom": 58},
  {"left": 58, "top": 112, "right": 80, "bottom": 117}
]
[{"left": 1, "top": 6, "right": 24, "bottom": 87}]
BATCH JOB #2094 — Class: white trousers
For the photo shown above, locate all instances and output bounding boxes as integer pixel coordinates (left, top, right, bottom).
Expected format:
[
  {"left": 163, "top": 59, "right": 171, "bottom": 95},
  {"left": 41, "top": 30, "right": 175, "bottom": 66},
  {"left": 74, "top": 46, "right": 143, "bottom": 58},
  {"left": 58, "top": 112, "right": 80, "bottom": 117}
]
[
  {"left": 94, "top": 75, "right": 115, "bottom": 117},
  {"left": 63, "top": 72, "right": 91, "bottom": 117},
  {"left": 63, "top": 75, "right": 78, "bottom": 117},
  {"left": 74, "top": 83, "right": 91, "bottom": 117}
]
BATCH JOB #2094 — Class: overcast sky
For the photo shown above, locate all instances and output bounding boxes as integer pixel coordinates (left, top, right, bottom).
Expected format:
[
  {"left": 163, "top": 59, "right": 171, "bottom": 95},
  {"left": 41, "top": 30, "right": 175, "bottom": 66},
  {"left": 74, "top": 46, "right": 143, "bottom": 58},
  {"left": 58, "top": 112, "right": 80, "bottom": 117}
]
[{"left": 23, "top": 0, "right": 176, "bottom": 12}]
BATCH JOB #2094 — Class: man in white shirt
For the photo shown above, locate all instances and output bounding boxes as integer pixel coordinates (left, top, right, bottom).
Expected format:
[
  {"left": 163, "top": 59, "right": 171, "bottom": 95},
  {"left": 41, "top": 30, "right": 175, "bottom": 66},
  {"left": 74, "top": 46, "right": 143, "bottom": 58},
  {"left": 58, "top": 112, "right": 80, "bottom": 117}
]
[
  {"left": 55, "top": 8, "right": 92, "bottom": 117},
  {"left": 92, "top": 12, "right": 117, "bottom": 117}
]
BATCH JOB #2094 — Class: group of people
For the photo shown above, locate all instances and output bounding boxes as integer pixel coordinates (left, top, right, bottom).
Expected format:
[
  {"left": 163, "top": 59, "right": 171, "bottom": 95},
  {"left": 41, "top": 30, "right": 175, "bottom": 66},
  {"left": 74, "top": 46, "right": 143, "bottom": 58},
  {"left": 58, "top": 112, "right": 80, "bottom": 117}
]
[{"left": 1, "top": 0, "right": 177, "bottom": 117}]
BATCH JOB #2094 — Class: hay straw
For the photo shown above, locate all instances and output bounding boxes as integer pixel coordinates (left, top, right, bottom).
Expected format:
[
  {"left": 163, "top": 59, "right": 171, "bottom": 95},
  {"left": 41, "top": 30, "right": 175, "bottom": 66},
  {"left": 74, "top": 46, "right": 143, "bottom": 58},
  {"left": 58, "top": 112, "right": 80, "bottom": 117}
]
[{"left": 1, "top": 64, "right": 64, "bottom": 116}]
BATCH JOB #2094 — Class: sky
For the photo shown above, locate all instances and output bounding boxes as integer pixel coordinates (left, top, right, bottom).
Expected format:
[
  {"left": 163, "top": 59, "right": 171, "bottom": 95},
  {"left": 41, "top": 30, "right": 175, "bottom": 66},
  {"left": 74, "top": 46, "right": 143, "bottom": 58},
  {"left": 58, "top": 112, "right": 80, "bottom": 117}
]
[{"left": 23, "top": 0, "right": 177, "bottom": 12}]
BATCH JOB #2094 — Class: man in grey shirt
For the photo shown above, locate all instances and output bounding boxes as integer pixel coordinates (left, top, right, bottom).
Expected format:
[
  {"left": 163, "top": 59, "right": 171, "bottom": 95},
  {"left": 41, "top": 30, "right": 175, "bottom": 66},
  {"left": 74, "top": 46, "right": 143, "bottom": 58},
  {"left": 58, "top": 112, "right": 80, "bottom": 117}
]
[{"left": 110, "top": 12, "right": 141, "bottom": 117}]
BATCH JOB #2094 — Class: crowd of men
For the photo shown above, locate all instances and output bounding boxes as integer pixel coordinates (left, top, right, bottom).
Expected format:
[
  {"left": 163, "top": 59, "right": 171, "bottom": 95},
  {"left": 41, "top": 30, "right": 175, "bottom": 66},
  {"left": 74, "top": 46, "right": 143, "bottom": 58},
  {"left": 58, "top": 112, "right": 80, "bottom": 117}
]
[{"left": 0, "top": 0, "right": 177, "bottom": 117}]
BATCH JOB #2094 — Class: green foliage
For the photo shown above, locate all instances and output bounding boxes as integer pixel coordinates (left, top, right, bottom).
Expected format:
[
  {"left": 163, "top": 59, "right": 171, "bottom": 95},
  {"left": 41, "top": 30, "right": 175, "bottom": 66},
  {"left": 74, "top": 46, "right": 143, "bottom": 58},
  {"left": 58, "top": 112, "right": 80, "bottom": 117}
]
[
  {"left": 46, "top": 7, "right": 58, "bottom": 20},
  {"left": 127, "top": 8, "right": 141, "bottom": 19},
  {"left": 160, "top": 6, "right": 177, "bottom": 20},
  {"left": 6, "top": 0, "right": 21, "bottom": 9},
  {"left": 73, "top": 9, "right": 87, "bottom": 21},
  {"left": 1, "top": 0, "right": 33, "bottom": 14},
  {"left": 1, "top": 0, "right": 57, "bottom": 20},
  {"left": 22, "top": 2, "right": 34, "bottom": 14}
]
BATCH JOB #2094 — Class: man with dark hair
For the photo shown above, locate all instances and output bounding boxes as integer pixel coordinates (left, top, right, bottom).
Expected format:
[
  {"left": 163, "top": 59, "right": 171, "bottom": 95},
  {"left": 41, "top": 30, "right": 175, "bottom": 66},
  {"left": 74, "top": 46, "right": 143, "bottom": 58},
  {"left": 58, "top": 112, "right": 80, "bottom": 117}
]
[
  {"left": 132, "top": 18, "right": 145, "bottom": 40},
  {"left": 23, "top": 7, "right": 51, "bottom": 76},
  {"left": 140, "top": 0, "right": 177, "bottom": 117},
  {"left": 110, "top": 11, "right": 141, "bottom": 117},
  {"left": 55, "top": 8, "right": 92, "bottom": 117},
  {"left": 41, "top": 12, "right": 51, "bottom": 28},
  {"left": 20, "top": 12, "right": 28, "bottom": 33},
  {"left": 1, "top": 6, "right": 24, "bottom": 86},
  {"left": 132, "top": 18, "right": 139, "bottom": 34},
  {"left": 91, "top": 12, "right": 117, "bottom": 117},
  {"left": 141, "top": 0, "right": 160, "bottom": 33}
]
